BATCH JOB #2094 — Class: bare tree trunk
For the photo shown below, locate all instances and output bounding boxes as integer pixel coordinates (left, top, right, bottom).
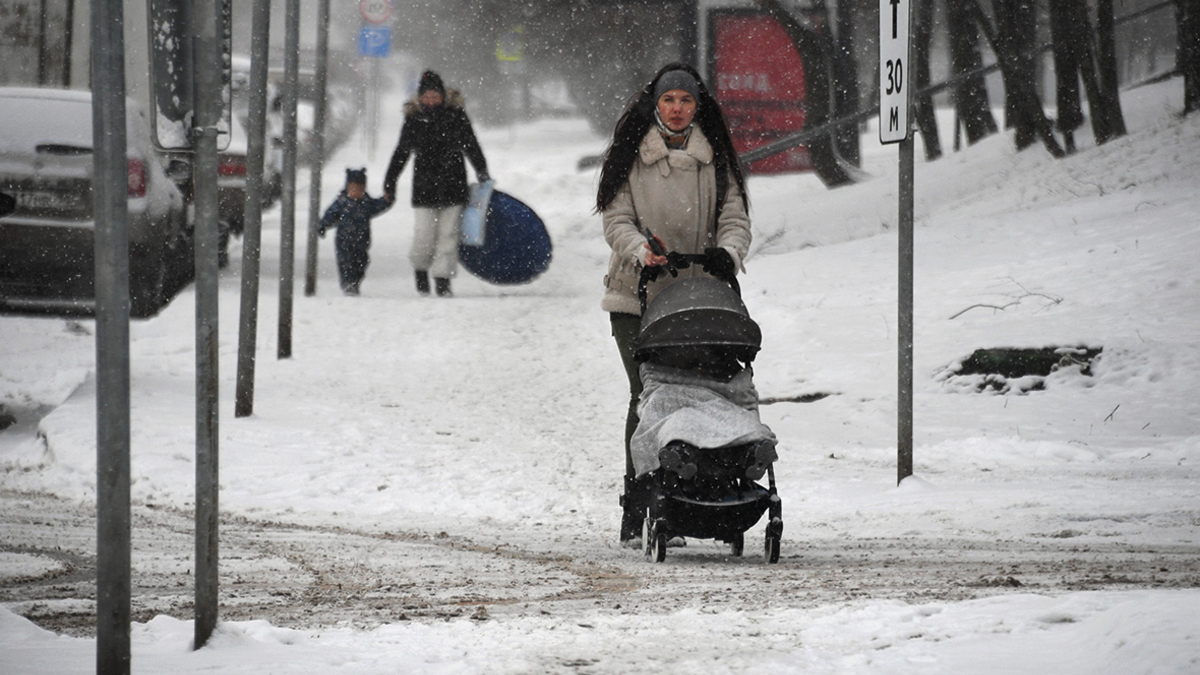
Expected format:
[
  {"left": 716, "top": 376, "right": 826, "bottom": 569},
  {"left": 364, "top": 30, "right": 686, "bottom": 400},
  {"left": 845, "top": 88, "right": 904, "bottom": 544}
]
[
  {"left": 1049, "top": 0, "right": 1084, "bottom": 152},
  {"left": 833, "top": 0, "right": 863, "bottom": 166},
  {"left": 913, "top": 0, "right": 943, "bottom": 160},
  {"left": 1178, "top": 0, "right": 1200, "bottom": 114},
  {"left": 1049, "top": 0, "right": 1119, "bottom": 146},
  {"left": 968, "top": 0, "right": 1064, "bottom": 156},
  {"left": 1095, "top": 0, "right": 1127, "bottom": 138},
  {"left": 946, "top": 0, "right": 998, "bottom": 144},
  {"left": 994, "top": 0, "right": 1039, "bottom": 149}
]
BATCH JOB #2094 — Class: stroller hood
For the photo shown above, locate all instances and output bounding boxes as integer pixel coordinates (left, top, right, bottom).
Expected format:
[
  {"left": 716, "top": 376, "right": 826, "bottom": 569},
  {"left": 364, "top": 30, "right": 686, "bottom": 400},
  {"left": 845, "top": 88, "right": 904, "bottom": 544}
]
[{"left": 635, "top": 277, "right": 762, "bottom": 362}]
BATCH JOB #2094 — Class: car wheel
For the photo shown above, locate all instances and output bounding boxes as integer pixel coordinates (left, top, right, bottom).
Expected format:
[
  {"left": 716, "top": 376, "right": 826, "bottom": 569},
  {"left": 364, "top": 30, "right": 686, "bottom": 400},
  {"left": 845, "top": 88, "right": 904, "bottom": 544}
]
[
  {"left": 218, "top": 222, "right": 231, "bottom": 269},
  {"left": 166, "top": 229, "right": 195, "bottom": 297},
  {"left": 130, "top": 244, "right": 168, "bottom": 318}
]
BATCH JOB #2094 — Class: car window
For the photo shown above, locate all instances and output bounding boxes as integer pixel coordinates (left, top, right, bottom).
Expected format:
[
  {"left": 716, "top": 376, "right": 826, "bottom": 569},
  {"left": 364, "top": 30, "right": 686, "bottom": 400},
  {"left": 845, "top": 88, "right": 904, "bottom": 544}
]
[{"left": 0, "top": 95, "right": 93, "bottom": 152}]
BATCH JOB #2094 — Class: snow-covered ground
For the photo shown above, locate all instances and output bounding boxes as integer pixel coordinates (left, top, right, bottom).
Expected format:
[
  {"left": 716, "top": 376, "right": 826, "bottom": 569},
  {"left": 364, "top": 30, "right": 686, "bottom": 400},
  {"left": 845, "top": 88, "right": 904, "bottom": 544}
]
[{"left": 2, "top": 77, "right": 1199, "bottom": 673}]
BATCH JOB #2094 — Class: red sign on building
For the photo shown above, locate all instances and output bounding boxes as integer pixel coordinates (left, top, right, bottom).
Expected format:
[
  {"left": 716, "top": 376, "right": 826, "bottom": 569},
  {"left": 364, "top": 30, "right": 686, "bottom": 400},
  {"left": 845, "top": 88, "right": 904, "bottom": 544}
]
[{"left": 711, "top": 11, "right": 811, "bottom": 174}]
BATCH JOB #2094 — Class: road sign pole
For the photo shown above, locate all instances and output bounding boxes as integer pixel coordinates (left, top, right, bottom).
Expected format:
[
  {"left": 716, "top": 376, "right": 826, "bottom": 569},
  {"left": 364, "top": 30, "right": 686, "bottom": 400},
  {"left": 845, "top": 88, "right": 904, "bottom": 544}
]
[
  {"left": 369, "top": 59, "right": 379, "bottom": 161},
  {"left": 357, "top": 22, "right": 391, "bottom": 162},
  {"left": 880, "top": 0, "right": 914, "bottom": 484},
  {"left": 898, "top": 125, "right": 914, "bottom": 485}
]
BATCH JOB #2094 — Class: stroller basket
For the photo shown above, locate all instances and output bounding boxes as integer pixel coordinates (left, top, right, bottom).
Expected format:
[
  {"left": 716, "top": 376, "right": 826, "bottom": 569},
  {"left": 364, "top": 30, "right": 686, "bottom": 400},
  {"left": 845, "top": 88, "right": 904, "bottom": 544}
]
[{"left": 659, "top": 483, "right": 772, "bottom": 541}]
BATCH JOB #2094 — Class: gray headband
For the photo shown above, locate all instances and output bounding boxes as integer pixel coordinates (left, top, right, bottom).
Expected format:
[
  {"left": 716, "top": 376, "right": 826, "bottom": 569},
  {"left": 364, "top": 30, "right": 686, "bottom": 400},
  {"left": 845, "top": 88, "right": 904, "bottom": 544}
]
[{"left": 653, "top": 70, "right": 700, "bottom": 102}]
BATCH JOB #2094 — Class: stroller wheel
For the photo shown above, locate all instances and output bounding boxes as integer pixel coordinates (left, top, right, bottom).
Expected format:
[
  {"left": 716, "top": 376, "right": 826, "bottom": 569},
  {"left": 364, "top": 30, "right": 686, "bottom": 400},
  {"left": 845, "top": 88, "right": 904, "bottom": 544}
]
[
  {"left": 642, "top": 513, "right": 652, "bottom": 557},
  {"left": 651, "top": 529, "right": 668, "bottom": 563},
  {"left": 646, "top": 518, "right": 668, "bottom": 562},
  {"left": 729, "top": 532, "right": 744, "bottom": 557},
  {"left": 764, "top": 532, "right": 781, "bottom": 564}
]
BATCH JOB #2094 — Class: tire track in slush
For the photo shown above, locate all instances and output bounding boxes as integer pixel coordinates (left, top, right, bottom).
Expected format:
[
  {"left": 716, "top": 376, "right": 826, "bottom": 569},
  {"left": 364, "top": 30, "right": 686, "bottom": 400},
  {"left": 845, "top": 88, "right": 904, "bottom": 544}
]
[{"left": 4, "top": 489, "right": 1199, "bottom": 637}]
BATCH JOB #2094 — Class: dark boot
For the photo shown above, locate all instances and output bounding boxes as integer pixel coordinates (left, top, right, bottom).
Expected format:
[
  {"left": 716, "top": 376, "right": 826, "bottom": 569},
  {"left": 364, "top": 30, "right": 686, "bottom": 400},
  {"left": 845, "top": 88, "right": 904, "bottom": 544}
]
[
  {"left": 619, "top": 475, "right": 650, "bottom": 544},
  {"left": 415, "top": 270, "right": 430, "bottom": 295},
  {"left": 435, "top": 277, "right": 452, "bottom": 297}
]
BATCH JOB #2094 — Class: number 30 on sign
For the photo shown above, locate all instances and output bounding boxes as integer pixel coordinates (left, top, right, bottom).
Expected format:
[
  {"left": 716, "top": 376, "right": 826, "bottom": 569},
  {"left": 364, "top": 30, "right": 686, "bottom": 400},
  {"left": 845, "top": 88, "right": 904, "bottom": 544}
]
[{"left": 879, "top": 0, "right": 910, "bottom": 144}]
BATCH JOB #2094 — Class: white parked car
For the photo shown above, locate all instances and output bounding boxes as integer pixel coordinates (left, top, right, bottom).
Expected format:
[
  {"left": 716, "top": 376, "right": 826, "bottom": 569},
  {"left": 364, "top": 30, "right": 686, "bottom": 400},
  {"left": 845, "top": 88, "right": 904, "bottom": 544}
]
[
  {"left": 219, "top": 112, "right": 283, "bottom": 237},
  {"left": 0, "top": 87, "right": 191, "bottom": 318}
]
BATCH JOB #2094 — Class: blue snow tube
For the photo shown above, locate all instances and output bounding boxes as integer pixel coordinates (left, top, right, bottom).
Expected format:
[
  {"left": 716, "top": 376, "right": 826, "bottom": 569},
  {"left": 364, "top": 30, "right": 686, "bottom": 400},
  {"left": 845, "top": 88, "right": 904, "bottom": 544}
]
[{"left": 458, "top": 190, "right": 552, "bottom": 285}]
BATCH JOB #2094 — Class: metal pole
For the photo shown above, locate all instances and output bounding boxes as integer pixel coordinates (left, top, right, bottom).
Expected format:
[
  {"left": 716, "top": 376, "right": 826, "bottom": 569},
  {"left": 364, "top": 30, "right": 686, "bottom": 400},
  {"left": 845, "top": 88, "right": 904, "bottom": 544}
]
[
  {"left": 304, "top": 0, "right": 331, "bottom": 297},
  {"left": 234, "top": 0, "right": 272, "bottom": 417},
  {"left": 358, "top": 61, "right": 368, "bottom": 157},
  {"left": 897, "top": 2, "right": 916, "bottom": 485},
  {"left": 898, "top": 135, "right": 914, "bottom": 484},
  {"left": 192, "top": 0, "right": 223, "bottom": 649},
  {"left": 92, "top": 0, "right": 130, "bottom": 670},
  {"left": 36, "top": 0, "right": 48, "bottom": 85},
  {"left": 369, "top": 58, "right": 379, "bottom": 161},
  {"left": 278, "top": 0, "right": 300, "bottom": 358}
]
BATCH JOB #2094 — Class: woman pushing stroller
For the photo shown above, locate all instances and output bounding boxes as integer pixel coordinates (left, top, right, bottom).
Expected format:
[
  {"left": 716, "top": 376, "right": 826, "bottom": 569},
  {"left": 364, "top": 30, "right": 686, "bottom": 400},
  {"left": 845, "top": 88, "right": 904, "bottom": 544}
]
[{"left": 595, "top": 63, "right": 753, "bottom": 547}]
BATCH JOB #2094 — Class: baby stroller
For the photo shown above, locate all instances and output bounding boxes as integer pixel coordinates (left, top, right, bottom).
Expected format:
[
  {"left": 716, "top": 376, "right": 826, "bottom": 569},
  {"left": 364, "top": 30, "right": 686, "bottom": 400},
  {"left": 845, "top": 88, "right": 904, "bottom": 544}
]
[{"left": 629, "top": 253, "right": 783, "bottom": 563}]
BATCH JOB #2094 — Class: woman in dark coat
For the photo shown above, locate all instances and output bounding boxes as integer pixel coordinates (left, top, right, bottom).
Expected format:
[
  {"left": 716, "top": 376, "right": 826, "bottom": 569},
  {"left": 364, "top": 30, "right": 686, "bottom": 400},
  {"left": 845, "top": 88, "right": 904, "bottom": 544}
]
[{"left": 383, "top": 70, "right": 489, "bottom": 297}]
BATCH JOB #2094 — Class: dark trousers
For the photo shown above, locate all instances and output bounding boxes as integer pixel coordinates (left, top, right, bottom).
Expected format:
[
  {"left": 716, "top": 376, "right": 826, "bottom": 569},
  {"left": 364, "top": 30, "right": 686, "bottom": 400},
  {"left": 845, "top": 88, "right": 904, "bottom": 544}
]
[
  {"left": 335, "top": 224, "right": 371, "bottom": 287},
  {"left": 610, "top": 312, "right": 642, "bottom": 478}
]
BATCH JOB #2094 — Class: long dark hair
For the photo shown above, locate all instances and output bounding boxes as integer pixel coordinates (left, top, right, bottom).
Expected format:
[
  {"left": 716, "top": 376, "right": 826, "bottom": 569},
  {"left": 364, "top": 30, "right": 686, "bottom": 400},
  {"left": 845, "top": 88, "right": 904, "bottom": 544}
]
[{"left": 594, "top": 62, "right": 748, "bottom": 215}]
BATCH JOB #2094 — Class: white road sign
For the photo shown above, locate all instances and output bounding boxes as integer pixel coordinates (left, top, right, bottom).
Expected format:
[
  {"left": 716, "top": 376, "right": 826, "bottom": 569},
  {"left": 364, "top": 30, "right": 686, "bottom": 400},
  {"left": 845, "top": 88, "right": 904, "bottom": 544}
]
[
  {"left": 879, "top": 0, "right": 910, "bottom": 144},
  {"left": 359, "top": 0, "right": 392, "bottom": 25}
]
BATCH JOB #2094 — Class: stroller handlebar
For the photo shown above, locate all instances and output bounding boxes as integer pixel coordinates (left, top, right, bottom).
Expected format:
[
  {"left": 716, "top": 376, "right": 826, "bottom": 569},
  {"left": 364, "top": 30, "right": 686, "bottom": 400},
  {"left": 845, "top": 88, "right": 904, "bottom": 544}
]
[{"left": 637, "top": 252, "right": 741, "bottom": 316}]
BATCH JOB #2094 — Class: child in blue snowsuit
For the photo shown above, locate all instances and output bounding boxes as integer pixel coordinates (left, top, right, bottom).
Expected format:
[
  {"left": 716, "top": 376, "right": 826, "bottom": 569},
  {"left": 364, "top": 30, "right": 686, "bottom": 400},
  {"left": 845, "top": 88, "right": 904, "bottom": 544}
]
[{"left": 319, "top": 168, "right": 392, "bottom": 295}]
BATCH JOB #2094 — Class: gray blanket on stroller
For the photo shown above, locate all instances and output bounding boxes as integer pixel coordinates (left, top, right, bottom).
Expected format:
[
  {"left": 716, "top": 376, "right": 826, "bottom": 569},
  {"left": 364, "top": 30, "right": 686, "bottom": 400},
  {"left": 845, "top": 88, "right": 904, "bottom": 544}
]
[{"left": 631, "top": 362, "right": 777, "bottom": 477}]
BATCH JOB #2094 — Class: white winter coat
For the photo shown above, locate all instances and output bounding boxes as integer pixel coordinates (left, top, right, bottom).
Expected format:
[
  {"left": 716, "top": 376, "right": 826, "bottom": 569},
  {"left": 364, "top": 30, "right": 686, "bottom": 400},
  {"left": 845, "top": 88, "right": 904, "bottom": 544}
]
[{"left": 601, "top": 126, "right": 751, "bottom": 316}]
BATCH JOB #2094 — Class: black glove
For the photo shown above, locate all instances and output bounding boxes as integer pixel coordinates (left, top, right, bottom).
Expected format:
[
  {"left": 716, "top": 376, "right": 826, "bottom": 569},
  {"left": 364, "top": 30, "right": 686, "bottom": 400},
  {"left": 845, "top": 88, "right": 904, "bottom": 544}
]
[
  {"left": 664, "top": 251, "right": 689, "bottom": 277},
  {"left": 477, "top": 171, "right": 491, "bottom": 184},
  {"left": 702, "top": 247, "right": 735, "bottom": 279},
  {"left": 318, "top": 226, "right": 327, "bottom": 239}
]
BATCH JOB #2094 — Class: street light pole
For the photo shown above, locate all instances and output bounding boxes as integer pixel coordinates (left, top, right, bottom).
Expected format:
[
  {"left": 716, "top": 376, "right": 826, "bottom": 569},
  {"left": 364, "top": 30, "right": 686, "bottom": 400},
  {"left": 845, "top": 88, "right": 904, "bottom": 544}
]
[
  {"left": 91, "top": 0, "right": 131, "bottom": 670},
  {"left": 192, "top": 0, "right": 224, "bottom": 648}
]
